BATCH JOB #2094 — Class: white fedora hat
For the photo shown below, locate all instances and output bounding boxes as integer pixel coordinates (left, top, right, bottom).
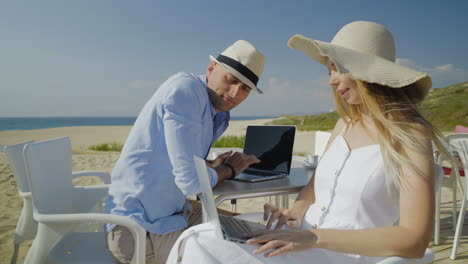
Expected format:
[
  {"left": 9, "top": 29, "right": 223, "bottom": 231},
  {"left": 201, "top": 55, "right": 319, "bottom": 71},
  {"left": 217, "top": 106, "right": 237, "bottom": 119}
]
[
  {"left": 288, "top": 21, "right": 431, "bottom": 101},
  {"left": 210, "top": 40, "right": 265, "bottom": 94}
]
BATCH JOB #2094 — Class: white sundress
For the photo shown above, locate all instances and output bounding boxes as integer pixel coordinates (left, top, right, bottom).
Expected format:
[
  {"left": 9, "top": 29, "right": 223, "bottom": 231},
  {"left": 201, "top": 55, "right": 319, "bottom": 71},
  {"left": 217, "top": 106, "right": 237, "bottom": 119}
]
[{"left": 167, "top": 127, "right": 400, "bottom": 264}]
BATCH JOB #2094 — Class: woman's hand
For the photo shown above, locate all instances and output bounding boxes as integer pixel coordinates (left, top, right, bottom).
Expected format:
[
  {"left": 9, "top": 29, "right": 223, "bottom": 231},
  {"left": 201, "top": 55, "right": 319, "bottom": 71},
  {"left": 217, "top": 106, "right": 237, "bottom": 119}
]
[
  {"left": 246, "top": 229, "right": 318, "bottom": 257},
  {"left": 263, "top": 203, "right": 303, "bottom": 229}
]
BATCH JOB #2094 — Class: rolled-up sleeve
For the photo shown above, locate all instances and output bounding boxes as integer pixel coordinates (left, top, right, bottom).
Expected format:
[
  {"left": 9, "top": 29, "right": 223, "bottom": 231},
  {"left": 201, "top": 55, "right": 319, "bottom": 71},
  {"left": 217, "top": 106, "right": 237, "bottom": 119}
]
[{"left": 162, "top": 77, "right": 218, "bottom": 195}]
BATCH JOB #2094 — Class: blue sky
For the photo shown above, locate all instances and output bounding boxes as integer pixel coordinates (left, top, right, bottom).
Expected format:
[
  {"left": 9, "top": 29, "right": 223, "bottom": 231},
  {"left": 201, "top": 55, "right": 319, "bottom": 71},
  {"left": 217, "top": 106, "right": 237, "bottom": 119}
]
[{"left": 1, "top": 1, "right": 467, "bottom": 117}]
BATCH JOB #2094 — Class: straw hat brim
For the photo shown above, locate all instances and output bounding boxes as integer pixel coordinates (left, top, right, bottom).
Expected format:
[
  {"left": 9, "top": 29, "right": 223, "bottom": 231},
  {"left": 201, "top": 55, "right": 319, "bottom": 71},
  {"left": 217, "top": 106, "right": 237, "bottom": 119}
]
[
  {"left": 209, "top": 55, "right": 263, "bottom": 94},
  {"left": 288, "top": 34, "right": 431, "bottom": 99}
]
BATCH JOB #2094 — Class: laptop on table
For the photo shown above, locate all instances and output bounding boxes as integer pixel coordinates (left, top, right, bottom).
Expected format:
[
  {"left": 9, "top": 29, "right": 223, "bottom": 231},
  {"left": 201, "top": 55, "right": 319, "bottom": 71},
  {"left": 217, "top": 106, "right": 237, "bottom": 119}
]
[
  {"left": 193, "top": 155, "right": 266, "bottom": 243},
  {"left": 234, "top": 125, "right": 296, "bottom": 182}
]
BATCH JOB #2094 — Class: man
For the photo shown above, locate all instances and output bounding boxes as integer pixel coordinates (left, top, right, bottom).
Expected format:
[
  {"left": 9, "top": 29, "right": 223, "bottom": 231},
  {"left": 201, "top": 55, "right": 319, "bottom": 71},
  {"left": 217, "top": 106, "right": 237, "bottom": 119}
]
[{"left": 105, "top": 40, "right": 265, "bottom": 263}]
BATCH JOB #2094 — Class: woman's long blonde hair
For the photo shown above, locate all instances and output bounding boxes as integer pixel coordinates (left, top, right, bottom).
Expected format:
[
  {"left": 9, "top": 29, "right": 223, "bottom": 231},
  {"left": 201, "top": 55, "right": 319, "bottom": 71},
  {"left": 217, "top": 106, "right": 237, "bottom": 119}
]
[{"left": 333, "top": 79, "right": 448, "bottom": 188}]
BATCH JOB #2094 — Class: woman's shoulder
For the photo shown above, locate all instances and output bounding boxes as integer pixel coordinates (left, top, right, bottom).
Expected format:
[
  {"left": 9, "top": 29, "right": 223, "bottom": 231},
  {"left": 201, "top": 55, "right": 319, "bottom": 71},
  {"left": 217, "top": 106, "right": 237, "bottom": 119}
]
[
  {"left": 406, "top": 122, "right": 432, "bottom": 140},
  {"left": 332, "top": 118, "right": 347, "bottom": 133},
  {"left": 399, "top": 122, "right": 433, "bottom": 157},
  {"left": 325, "top": 118, "right": 347, "bottom": 145}
]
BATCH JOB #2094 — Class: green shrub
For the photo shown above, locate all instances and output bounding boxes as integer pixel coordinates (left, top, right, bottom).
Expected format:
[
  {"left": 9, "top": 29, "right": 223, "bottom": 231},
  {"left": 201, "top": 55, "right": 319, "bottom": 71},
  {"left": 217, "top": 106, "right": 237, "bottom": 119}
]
[
  {"left": 212, "top": 135, "right": 245, "bottom": 148},
  {"left": 89, "top": 142, "right": 124, "bottom": 152}
]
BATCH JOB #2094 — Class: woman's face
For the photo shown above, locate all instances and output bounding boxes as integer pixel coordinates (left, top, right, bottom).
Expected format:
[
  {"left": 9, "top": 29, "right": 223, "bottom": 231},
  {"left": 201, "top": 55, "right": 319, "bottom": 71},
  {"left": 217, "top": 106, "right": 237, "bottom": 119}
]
[{"left": 328, "top": 63, "right": 362, "bottom": 105}]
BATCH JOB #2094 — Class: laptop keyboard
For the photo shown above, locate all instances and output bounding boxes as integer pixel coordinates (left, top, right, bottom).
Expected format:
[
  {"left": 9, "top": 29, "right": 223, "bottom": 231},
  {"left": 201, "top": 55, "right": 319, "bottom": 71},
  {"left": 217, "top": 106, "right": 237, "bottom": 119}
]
[
  {"left": 219, "top": 215, "right": 253, "bottom": 241},
  {"left": 244, "top": 169, "right": 279, "bottom": 176}
]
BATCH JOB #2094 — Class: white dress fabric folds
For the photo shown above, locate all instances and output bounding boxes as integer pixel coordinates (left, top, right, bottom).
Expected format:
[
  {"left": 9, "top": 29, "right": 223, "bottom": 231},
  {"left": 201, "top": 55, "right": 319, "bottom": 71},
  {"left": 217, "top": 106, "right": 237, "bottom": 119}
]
[{"left": 167, "top": 128, "right": 400, "bottom": 264}]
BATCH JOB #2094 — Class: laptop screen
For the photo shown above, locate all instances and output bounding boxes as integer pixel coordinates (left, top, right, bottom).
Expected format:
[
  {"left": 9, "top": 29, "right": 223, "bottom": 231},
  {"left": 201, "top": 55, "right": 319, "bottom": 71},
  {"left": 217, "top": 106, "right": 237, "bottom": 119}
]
[
  {"left": 243, "top": 126, "right": 296, "bottom": 174},
  {"left": 193, "top": 155, "right": 223, "bottom": 238}
]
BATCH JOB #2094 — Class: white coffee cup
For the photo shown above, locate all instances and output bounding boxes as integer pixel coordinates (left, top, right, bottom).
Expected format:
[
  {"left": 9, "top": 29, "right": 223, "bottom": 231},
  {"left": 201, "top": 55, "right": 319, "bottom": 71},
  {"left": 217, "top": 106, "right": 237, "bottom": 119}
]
[{"left": 307, "top": 154, "right": 319, "bottom": 165}]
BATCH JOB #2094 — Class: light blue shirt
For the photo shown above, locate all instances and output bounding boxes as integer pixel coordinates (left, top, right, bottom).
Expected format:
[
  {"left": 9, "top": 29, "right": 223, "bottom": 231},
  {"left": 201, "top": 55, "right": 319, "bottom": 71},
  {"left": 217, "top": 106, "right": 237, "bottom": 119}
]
[{"left": 105, "top": 72, "right": 229, "bottom": 234}]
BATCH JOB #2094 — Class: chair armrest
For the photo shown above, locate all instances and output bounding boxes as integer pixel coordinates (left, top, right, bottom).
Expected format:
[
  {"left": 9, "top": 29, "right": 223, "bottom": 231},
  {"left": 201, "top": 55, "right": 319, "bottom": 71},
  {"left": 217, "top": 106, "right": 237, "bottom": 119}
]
[
  {"left": 18, "top": 190, "right": 32, "bottom": 199},
  {"left": 72, "top": 171, "right": 111, "bottom": 184},
  {"left": 74, "top": 184, "right": 110, "bottom": 190},
  {"left": 376, "top": 248, "right": 434, "bottom": 264},
  {"left": 36, "top": 213, "right": 146, "bottom": 264}
]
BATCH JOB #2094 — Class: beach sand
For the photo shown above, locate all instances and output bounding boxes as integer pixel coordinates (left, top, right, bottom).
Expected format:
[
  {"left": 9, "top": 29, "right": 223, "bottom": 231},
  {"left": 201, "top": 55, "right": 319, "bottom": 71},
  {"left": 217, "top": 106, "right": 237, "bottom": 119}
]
[
  {"left": 0, "top": 118, "right": 318, "bottom": 263},
  {"left": 0, "top": 119, "right": 459, "bottom": 262}
]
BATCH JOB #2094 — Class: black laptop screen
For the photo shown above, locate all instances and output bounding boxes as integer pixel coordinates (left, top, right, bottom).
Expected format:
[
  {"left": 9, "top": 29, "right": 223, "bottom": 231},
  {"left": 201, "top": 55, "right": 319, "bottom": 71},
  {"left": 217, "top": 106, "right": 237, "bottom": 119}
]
[{"left": 243, "top": 126, "right": 296, "bottom": 174}]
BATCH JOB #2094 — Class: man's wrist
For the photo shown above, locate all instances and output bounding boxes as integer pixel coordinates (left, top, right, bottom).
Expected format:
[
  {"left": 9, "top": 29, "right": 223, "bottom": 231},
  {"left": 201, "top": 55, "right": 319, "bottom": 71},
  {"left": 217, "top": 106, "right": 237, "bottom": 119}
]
[
  {"left": 205, "top": 159, "right": 214, "bottom": 168},
  {"left": 223, "top": 163, "right": 236, "bottom": 179}
]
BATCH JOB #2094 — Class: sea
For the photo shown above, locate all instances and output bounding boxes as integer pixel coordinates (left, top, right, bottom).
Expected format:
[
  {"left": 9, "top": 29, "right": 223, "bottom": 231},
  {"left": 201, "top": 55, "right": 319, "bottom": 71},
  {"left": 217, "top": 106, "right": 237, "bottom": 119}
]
[{"left": 0, "top": 116, "right": 279, "bottom": 132}]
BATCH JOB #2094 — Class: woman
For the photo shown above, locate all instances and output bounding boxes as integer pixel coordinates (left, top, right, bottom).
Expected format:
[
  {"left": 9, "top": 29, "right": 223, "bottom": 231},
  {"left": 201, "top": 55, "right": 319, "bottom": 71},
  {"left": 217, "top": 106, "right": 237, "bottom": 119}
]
[{"left": 167, "top": 21, "right": 448, "bottom": 264}]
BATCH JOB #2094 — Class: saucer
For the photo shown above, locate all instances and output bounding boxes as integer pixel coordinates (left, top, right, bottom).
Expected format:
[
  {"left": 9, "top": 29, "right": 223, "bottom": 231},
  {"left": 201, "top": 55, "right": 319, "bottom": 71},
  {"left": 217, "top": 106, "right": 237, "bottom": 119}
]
[{"left": 303, "top": 160, "right": 318, "bottom": 169}]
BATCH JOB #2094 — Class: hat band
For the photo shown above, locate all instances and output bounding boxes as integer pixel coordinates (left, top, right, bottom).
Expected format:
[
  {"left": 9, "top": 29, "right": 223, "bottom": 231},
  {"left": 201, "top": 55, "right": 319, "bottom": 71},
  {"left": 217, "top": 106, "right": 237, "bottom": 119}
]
[{"left": 216, "top": 55, "right": 258, "bottom": 86}]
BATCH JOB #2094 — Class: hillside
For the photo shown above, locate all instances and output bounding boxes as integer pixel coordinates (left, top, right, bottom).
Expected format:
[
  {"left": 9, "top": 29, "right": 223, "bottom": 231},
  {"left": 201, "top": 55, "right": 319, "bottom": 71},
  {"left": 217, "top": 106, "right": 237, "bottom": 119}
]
[
  {"left": 268, "top": 81, "right": 468, "bottom": 132},
  {"left": 421, "top": 81, "right": 468, "bottom": 131}
]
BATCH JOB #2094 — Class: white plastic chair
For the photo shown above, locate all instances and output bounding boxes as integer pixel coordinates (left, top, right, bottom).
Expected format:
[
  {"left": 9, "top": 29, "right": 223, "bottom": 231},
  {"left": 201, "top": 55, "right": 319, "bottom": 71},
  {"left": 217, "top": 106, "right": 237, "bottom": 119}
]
[
  {"left": 5, "top": 140, "right": 36, "bottom": 264},
  {"left": 23, "top": 137, "right": 146, "bottom": 263},
  {"left": 434, "top": 133, "right": 468, "bottom": 245},
  {"left": 5, "top": 140, "right": 114, "bottom": 264},
  {"left": 449, "top": 136, "right": 468, "bottom": 259},
  {"left": 314, "top": 131, "right": 332, "bottom": 156}
]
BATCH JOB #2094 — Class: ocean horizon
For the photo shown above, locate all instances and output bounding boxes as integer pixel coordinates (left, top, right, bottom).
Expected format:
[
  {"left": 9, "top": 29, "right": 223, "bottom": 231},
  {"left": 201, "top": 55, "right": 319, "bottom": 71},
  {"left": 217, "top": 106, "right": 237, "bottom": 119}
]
[{"left": 0, "top": 116, "right": 280, "bottom": 132}]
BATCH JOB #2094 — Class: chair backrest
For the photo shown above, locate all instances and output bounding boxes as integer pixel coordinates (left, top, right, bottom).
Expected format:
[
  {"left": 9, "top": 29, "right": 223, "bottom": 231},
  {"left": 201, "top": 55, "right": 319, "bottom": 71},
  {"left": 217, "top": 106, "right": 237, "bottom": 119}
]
[
  {"left": 5, "top": 140, "right": 35, "bottom": 194},
  {"left": 23, "top": 137, "right": 75, "bottom": 215},
  {"left": 448, "top": 134, "right": 468, "bottom": 165},
  {"left": 450, "top": 137, "right": 468, "bottom": 170},
  {"left": 314, "top": 131, "right": 331, "bottom": 156},
  {"left": 448, "top": 133, "right": 468, "bottom": 141},
  {"left": 450, "top": 137, "right": 468, "bottom": 203}
]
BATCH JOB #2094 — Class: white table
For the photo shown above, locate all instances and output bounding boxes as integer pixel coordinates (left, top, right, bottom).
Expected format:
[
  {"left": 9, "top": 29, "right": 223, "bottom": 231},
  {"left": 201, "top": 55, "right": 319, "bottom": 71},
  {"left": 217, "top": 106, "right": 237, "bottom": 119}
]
[{"left": 210, "top": 149, "right": 315, "bottom": 208}]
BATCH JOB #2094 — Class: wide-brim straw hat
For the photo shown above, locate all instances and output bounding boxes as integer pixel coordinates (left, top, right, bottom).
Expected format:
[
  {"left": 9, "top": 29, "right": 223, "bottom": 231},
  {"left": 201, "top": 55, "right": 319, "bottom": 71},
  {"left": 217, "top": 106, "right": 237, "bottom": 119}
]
[
  {"left": 210, "top": 40, "right": 265, "bottom": 94},
  {"left": 288, "top": 21, "right": 431, "bottom": 100}
]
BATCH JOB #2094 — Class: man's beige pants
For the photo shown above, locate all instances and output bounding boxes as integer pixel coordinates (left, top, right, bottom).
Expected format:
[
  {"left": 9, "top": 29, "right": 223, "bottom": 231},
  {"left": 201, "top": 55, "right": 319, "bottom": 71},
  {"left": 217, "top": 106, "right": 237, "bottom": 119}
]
[{"left": 106, "top": 201, "right": 234, "bottom": 264}]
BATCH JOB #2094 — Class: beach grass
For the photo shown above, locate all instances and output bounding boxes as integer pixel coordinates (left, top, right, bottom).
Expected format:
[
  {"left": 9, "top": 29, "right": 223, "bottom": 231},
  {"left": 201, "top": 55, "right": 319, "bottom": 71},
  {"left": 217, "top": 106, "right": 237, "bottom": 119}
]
[
  {"left": 87, "top": 135, "right": 246, "bottom": 152},
  {"left": 212, "top": 135, "right": 245, "bottom": 148},
  {"left": 421, "top": 81, "right": 468, "bottom": 131},
  {"left": 87, "top": 136, "right": 246, "bottom": 152},
  {"left": 89, "top": 142, "right": 124, "bottom": 152}
]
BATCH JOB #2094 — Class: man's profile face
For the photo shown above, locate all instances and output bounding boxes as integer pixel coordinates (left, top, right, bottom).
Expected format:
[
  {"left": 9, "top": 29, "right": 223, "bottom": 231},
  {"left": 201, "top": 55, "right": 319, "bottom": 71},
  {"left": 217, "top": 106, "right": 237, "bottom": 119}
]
[{"left": 206, "top": 62, "right": 252, "bottom": 112}]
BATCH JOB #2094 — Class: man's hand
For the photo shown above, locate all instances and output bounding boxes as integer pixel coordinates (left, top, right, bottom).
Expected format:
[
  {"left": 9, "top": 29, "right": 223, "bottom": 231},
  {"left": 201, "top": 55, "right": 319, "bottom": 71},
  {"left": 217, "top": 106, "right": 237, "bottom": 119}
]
[
  {"left": 206, "top": 151, "right": 232, "bottom": 168},
  {"left": 224, "top": 152, "right": 260, "bottom": 176},
  {"left": 214, "top": 152, "right": 260, "bottom": 183}
]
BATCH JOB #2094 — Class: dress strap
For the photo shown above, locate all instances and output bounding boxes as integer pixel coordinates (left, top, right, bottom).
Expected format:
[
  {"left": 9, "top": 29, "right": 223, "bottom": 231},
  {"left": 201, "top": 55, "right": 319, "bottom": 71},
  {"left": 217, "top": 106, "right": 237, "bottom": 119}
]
[{"left": 339, "top": 122, "right": 349, "bottom": 136}]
